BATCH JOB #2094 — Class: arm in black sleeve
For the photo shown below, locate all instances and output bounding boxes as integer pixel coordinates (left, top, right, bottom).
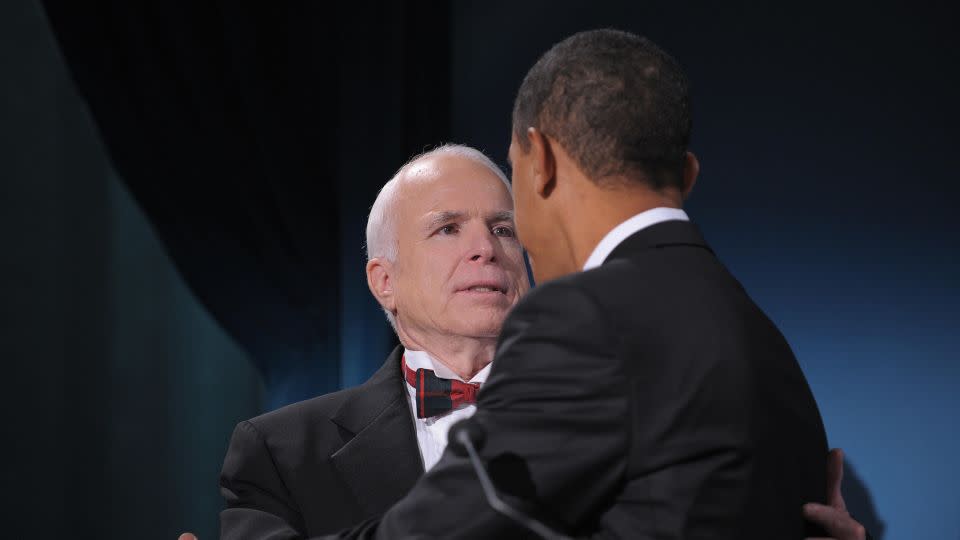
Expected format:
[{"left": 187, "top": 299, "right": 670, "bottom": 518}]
[{"left": 219, "top": 420, "right": 308, "bottom": 540}]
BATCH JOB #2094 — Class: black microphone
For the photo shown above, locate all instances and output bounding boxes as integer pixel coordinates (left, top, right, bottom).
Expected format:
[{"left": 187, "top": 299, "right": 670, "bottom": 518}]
[{"left": 447, "top": 420, "right": 572, "bottom": 540}]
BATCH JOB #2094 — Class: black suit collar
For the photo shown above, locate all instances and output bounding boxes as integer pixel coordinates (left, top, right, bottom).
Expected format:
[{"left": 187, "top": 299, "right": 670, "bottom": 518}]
[
  {"left": 329, "top": 345, "right": 425, "bottom": 516},
  {"left": 605, "top": 219, "right": 713, "bottom": 263},
  {"left": 329, "top": 346, "right": 408, "bottom": 434}
]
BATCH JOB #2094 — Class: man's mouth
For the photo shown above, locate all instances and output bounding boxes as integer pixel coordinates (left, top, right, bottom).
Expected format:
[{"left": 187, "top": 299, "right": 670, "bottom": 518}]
[
  {"left": 464, "top": 285, "right": 506, "bottom": 294},
  {"left": 458, "top": 280, "right": 509, "bottom": 295}
]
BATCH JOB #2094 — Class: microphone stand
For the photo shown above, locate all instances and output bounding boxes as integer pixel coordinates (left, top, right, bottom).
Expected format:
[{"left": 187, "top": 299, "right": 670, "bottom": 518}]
[{"left": 453, "top": 429, "right": 573, "bottom": 540}]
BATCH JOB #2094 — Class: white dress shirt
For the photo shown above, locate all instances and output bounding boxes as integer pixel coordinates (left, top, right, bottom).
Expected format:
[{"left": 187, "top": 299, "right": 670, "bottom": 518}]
[
  {"left": 402, "top": 348, "right": 492, "bottom": 471},
  {"left": 582, "top": 207, "right": 690, "bottom": 270}
]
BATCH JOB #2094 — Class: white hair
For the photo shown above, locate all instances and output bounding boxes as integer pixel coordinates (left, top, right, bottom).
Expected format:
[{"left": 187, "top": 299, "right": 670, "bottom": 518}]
[{"left": 365, "top": 144, "right": 512, "bottom": 329}]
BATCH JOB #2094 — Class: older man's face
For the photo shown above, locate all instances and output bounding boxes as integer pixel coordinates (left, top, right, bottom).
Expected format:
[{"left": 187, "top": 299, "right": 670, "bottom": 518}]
[{"left": 390, "top": 154, "right": 528, "bottom": 340}]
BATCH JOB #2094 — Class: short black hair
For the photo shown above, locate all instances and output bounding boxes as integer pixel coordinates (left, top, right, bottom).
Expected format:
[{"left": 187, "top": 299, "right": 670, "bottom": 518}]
[{"left": 512, "top": 29, "right": 691, "bottom": 190}]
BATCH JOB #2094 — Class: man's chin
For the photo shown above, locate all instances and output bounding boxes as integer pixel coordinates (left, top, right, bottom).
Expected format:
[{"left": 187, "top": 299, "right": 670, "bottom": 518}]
[{"left": 450, "top": 313, "right": 508, "bottom": 339}]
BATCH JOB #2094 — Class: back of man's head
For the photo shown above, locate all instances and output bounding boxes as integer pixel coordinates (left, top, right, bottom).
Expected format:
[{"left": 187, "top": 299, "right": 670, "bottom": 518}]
[{"left": 512, "top": 29, "right": 691, "bottom": 191}]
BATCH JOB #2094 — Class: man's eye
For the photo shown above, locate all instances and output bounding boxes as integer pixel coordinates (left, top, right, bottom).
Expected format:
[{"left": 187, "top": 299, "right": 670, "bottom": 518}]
[
  {"left": 438, "top": 224, "right": 459, "bottom": 235},
  {"left": 493, "top": 226, "right": 515, "bottom": 238}
]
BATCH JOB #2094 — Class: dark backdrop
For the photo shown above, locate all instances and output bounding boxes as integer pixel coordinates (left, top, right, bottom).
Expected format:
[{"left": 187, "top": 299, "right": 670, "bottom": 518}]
[{"left": 3, "top": 1, "right": 957, "bottom": 538}]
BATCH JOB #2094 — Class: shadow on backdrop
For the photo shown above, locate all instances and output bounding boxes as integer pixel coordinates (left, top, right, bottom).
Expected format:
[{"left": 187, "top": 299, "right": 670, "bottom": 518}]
[{"left": 845, "top": 458, "right": 885, "bottom": 540}]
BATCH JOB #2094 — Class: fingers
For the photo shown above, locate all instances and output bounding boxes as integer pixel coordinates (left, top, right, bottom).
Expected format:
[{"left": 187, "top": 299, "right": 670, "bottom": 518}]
[
  {"left": 803, "top": 503, "right": 866, "bottom": 540},
  {"left": 825, "top": 447, "right": 847, "bottom": 510}
]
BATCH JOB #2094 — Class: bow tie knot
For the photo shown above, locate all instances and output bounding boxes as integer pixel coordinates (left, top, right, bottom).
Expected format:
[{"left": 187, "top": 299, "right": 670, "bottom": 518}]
[
  {"left": 402, "top": 355, "right": 481, "bottom": 419},
  {"left": 450, "top": 381, "right": 480, "bottom": 403}
]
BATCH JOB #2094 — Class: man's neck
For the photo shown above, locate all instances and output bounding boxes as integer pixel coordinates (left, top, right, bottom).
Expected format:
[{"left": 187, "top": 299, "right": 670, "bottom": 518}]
[
  {"left": 530, "top": 188, "right": 682, "bottom": 284},
  {"left": 396, "top": 326, "right": 496, "bottom": 381},
  {"left": 566, "top": 188, "right": 683, "bottom": 271}
]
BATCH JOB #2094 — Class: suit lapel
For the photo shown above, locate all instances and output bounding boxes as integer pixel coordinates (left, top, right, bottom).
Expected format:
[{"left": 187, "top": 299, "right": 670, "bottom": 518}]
[{"left": 329, "top": 346, "right": 424, "bottom": 516}]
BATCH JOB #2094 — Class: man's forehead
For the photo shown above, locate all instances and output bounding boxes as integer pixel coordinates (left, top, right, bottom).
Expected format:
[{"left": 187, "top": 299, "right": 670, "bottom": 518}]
[
  {"left": 403, "top": 154, "right": 502, "bottom": 185},
  {"left": 398, "top": 159, "right": 510, "bottom": 207}
]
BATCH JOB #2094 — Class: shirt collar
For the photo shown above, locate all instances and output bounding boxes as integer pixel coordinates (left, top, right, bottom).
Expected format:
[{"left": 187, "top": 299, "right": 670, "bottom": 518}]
[
  {"left": 403, "top": 348, "right": 491, "bottom": 384},
  {"left": 582, "top": 207, "right": 690, "bottom": 271}
]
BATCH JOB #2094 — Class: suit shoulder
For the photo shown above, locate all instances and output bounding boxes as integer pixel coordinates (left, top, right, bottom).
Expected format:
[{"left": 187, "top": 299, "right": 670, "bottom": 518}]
[
  {"left": 577, "top": 256, "right": 659, "bottom": 287},
  {"left": 518, "top": 262, "right": 637, "bottom": 309},
  {"left": 553, "top": 248, "right": 726, "bottom": 304},
  {"left": 510, "top": 272, "right": 606, "bottom": 317},
  {"left": 241, "top": 385, "right": 360, "bottom": 438},
  {"left": 501, "top": 272, "right": 616, "bottom": 348},
  {"left": 506, "top": 258, "right": 694, "bottom": 337}
]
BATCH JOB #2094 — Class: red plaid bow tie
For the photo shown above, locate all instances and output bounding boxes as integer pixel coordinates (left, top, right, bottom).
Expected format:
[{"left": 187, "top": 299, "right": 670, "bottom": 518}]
[{"left": 402, "top": 355, "right": 481, "bottom": 419}]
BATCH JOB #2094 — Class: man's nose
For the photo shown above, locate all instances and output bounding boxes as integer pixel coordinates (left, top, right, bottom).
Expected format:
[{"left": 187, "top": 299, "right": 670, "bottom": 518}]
[{"left": 466, "top": 227, "right": 498, "bottom": 263}]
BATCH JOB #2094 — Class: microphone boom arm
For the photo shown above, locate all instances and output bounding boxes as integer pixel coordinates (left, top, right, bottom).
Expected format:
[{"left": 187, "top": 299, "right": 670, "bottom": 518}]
[{"left": 455, "top": 429, "right": 573, "bottom": 540}]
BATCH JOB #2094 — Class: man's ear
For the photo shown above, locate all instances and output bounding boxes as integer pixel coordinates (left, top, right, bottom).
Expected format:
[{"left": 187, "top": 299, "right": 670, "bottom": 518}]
[
  {"left": 681, "top": 151, "right": 700, "bottom": 200},
  {"left": 527, "top": 127, "right": 557, "bottom": 198},
  {"left": 366, "top": 258, "right": 397, "bottom": 313}
]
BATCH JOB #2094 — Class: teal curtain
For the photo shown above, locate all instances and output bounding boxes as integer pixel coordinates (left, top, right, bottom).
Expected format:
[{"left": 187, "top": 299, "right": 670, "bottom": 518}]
[{"left": 2, "top": 2, "right": 262, "bottom": 538}]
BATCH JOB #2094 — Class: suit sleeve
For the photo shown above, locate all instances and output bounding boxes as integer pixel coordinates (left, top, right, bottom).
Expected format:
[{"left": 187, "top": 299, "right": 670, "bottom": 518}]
[
  {"left": 219, "top": 420, "right": 308, "bottom": 540},
  {"left": 322, "top": 280, "right": 630, "bottom": 539}
]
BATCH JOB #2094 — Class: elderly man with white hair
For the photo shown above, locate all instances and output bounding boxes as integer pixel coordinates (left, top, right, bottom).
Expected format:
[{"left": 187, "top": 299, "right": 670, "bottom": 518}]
[
  {"left": 217, "top": 144, "right": 530, "bottom": 538},
  {"left": 212, "top": 143, "right": 867, "bottom": 540}
]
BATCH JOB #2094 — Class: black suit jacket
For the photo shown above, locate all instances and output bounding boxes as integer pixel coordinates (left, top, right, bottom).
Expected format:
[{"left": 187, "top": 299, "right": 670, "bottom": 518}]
[
  {"left": 326, "top": 220, "right": 829, "bottom": 539},
  {"left": 219, "top": 346, "right": 424, "bottom": 538}
]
